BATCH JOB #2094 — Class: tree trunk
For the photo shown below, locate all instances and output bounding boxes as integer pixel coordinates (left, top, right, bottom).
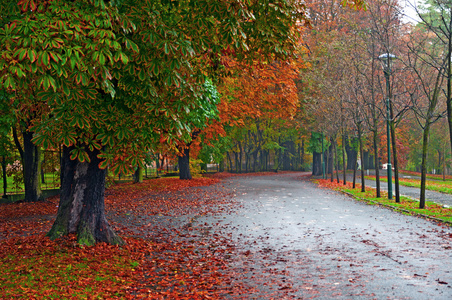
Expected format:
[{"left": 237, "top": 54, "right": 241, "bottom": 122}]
[
  {"left": 327, "top": 145, "right": 333, "bottom": 174},
  {"left": 47, "top": 146, "right": 123, "bottom": 246},
  {"left": 179, "top": 146, "right": 192, "bottom": 180},
  {"left": 419, "top": 123, "right": 430, "bottom": 209},
  {"left": 342, "top": 134, "right": 346, "bottom": 185},
  {"left": 330, "top": 138, "right": 334, "bottom": 182},
  {"left": 41, "top": 153, "right": 46, "bottom": 184},
  {"left": 345, "top": 136, "right": 357, "bottom": 170},
  {"left": 358, "top": 124, "right": 365, "bottom": 192},
  {"left": 312, "top": 151, "right": 322, "bottom": 176},
  {"left": 300, "top": 140, "right": 305, "bottom": 171},
  {"left": 219, "top": 159, "right": 225, "bottom": 172},
  {"left": 335, "top": 140, "right": 339, "bottom": 183},
  {"left": 134, "top": 166, "right": 143, "bottom": 183},
  {"left": 372, "top": 130, "right": 381, "bottom": 198},
  {"left": 23, "top": 131, "right": 42, "bottom": 202},
  {"left": 389, "top": 110, "right": 400, "bottom": 203},
  {"left": 446, "top": 21, "right": 452, "bottom": 172}
]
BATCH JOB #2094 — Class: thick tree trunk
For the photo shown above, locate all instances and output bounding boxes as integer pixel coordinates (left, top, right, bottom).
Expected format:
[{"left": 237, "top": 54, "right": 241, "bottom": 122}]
[
  {"left": 179, "top": 146, "right": 192, "bottom": 180},
  {"left": 134, "top": 166, "right": 143, "bottom": 183},
  {"left": 312, "top": 151, "right": 322, "bottom": 176},
  {"left": 23, "top": 131, "right": 42, "bottom": 202},
  {"left": 47, "top": 146, "right": 123, "bottom": 246}
]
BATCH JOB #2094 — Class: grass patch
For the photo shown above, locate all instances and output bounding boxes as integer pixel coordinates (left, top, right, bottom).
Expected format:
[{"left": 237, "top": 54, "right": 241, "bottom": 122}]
[{"left": 316, "top": 179, "right": 452, "bottom": 224}]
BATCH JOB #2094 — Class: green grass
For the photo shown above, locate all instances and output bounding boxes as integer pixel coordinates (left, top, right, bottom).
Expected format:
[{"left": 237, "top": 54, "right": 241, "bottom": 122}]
[{"left": 0, "top": 173, "right": 60, "bottom": 195}]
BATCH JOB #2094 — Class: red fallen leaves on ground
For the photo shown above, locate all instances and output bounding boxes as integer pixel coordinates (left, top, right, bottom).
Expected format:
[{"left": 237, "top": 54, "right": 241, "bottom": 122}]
[
  {"left": 316, "top": 179, "right": 357, "bottom": 190},
  {"left": 0, "top": 175, "right": 262, "bottom": 299}
]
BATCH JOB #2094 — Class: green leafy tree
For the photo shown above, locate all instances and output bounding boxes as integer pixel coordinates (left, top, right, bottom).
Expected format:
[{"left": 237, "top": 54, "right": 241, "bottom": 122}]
[
  {"left": 0, "top": 0, "right": 307, "bottom": 245},
  {"left": 178, "top": 78, "right": 220, "bottom": 179},
  {"left": 0, "top": 90, "right": 14, "bottom": 198}
]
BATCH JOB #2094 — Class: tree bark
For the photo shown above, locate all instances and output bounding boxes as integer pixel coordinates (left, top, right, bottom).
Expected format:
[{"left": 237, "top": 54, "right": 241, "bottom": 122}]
[
  {"left": 419, "top": 122, "right": 430, "bottom": 209},
  {"left": 358, "top": 123, "right": 365, "bottom": 192},
  {"left": 312, "top": 151, "right": 322, "bottom": 176},
  {"left": 134, "top": 166, "right": 143, "bottom": 183},
  {"left": 47, "top": 146, "right": 123, "bottom": 246},
  {"left": 334, "top": 139, "right": 339, "bottom": 183},
  {"left": 13, "top": 127, "right": 42, "bottom": 202},
  {"left": 389, "top": 105, "right": 400, "bottom": 203},
  {"left": 22, "top": 131, "right": 43, "bottom": 202},
  {"left": 342, "top": 134, "right": 347, "bottom": 185},
  {"left": 446, "top": 16, "right": 452, "bottom": 173},
  {"left": 345, "top": 136, "right": 357, "bottom": 170},
  {"left": 179, "top": 146, "right": 192, "bottom": 180},
  {"left": 330, "top": 138, "right": 335, "bottom": 182},
  {"left": 372, "top": 129, "right": 381, "bottom": 198}
]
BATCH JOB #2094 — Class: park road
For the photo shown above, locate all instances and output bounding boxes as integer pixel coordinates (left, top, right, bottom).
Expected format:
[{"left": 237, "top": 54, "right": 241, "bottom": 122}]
[{"left": 196, "top": 172, "right": 452, "bottom": 299}]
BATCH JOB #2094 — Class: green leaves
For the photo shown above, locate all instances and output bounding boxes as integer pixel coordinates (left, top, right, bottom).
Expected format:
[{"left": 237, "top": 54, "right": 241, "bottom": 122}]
[
  {"left": 70, "top": 147, "right": 90, "bottom": 163},
  {"left": 2, "top": 76, "right": 16, "bottom": 90},
  {"left": 0, "top": 0, "right": 305, "bottom": 175}
]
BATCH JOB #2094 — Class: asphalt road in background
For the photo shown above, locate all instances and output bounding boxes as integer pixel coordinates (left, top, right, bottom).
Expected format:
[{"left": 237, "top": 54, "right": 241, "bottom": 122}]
[
  {"left": 346, "top": 171, "right": 452, "bottom": 208},
  {"left": 196, "top": 172, "right": 452, "bottom": 299}
]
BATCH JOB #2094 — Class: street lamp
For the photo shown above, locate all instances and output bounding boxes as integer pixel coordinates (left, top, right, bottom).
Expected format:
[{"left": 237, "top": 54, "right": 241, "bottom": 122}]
[{"left": 378, "top": 52, "right": 397, "bottom": 200}]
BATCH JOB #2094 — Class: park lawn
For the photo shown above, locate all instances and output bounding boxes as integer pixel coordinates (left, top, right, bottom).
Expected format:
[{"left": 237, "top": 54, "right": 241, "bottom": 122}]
[
  {"left": 365, "top": 175, "right": 452, "bottom": 195},
  {"left": 0, "top": 173, "right": 60, "bottom": 195},
  {"left": 316, "top": 179, "right": 452, "bottom": 224}
]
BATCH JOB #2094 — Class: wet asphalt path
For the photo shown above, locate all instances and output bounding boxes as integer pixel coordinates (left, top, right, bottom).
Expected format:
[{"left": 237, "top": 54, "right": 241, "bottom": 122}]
[{"left": 197, "top": 172, "right": 452, "bottom": 299}]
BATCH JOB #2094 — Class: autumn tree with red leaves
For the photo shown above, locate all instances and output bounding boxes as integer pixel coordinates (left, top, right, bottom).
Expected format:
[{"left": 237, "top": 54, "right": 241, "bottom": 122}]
[{"left": 0, "top": 0, "right": 309, "bottom": 245}]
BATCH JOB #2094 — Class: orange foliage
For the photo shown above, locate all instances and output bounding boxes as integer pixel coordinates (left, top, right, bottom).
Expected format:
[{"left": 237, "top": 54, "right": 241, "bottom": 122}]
[{"left": 218, "top": 55, "right": 306, "bottom": 126}]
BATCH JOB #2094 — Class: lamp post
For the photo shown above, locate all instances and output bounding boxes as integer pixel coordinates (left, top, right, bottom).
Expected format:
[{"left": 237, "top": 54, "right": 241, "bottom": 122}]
[{"left": 378, "top": 53, "right": 396, "bottom": 200}]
